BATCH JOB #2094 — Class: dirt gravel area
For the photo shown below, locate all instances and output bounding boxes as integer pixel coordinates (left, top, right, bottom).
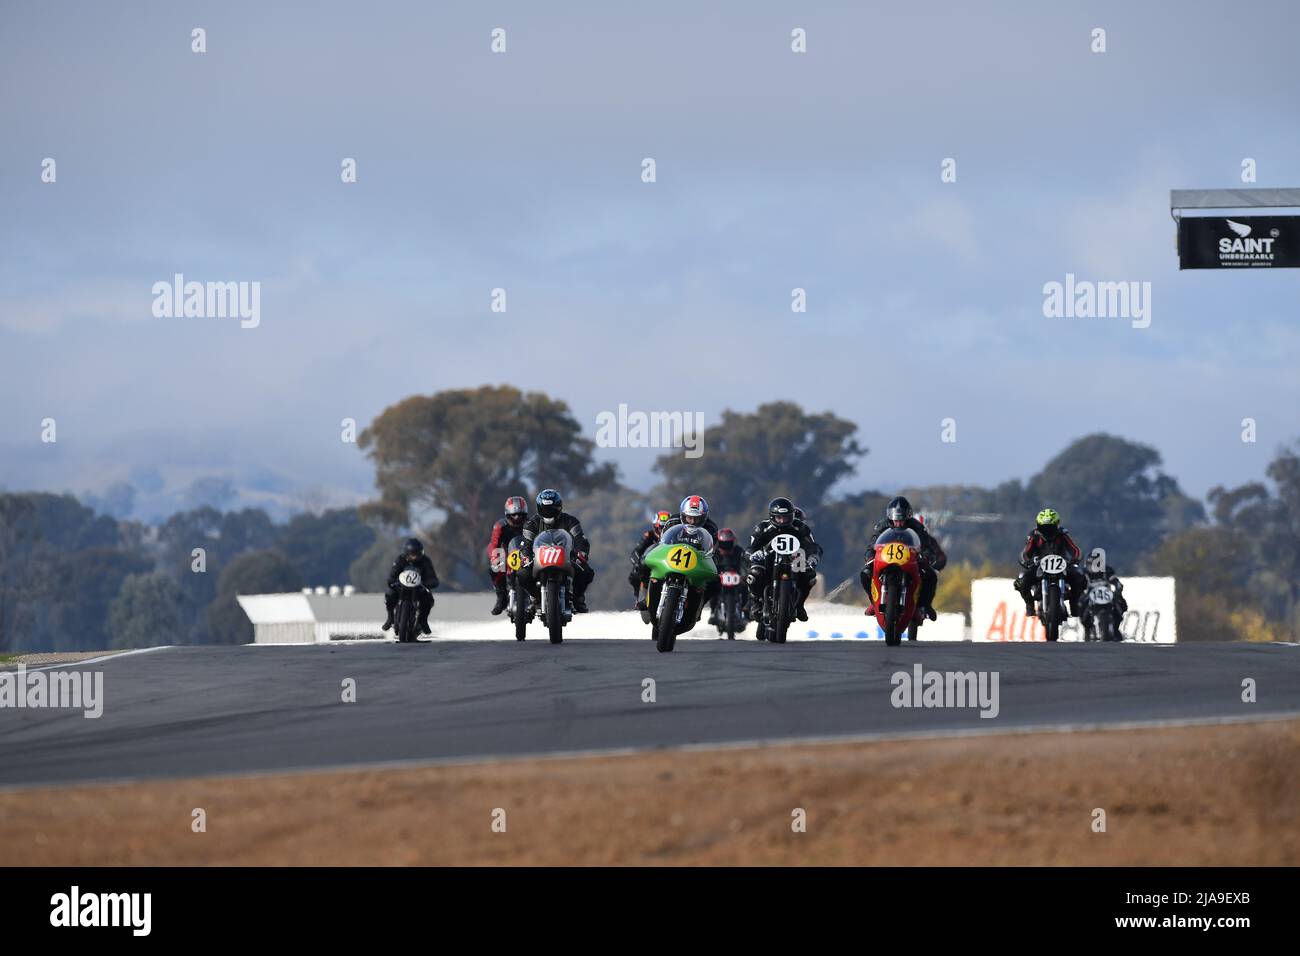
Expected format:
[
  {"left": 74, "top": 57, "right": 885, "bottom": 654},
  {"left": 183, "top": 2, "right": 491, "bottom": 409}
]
[
  {"left": 0, "top": 651, "right": 130, "bottom": 669},
  {"left": 1, "top": 719, "right": 1296, "bottom": 866}
]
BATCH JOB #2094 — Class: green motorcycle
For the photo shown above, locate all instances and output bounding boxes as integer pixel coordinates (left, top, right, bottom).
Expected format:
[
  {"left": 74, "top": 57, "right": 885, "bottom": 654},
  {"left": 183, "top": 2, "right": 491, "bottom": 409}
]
[{"left": 642, "top": 525, "right": 719, "bottom": 653}]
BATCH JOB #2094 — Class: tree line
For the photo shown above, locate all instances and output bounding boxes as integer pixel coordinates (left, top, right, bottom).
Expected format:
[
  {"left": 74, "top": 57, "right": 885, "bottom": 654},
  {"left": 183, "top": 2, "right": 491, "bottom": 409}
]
[{"left": 3, "top": 384, "right": 1295, "bottom": 650}]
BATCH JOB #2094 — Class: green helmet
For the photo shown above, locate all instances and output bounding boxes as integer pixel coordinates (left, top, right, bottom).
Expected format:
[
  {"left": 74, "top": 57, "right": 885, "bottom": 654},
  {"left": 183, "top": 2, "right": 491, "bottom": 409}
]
[{"left": 1035, "top": 508, "right": 1060, "bottom": 528}]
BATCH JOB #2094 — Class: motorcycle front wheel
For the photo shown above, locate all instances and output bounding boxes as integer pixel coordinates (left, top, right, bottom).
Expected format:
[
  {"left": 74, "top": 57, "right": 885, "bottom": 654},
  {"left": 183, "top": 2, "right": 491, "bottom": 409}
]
[
  {"left": 1044, "top": 581, "right": 1060, "bottom": 642},
  {"left": 656, "top": 587, "right": 680, "bottom": 652},
  {"left": 513, "top": 578, "right": 528, "bottom": 641},
  {"left": 772, "top": 579, "right": 793, "bottom": 644},
  {"left": 883, "top": 581, "right": 901, "bottom": 646},
  {"left": 546, "top": 578, "right": 564, "bottom": 644}
]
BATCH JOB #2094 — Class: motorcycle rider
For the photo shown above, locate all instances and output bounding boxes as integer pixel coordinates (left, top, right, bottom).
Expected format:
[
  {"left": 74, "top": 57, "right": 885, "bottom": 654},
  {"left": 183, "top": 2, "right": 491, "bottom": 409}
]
[
  {"left": 707, "top": 527, "right": 747, "bottom": 625},
  {"left": 487, "top": 495, "right": 529, "bottom": 615},
  {"left": 1013, "top": 508, "right": 1087, "bottom": 618},
  {"left": 519, "top": 488, "right": 594, "bottom": 613},
  {"left": 745, "top": 496, "right": 821, "bottom": 622},
  {"left": 628, "top": 508, "right": 673, "bottom": 609},
  {"left": 382, "top": 537, "right": 440, "bottom": 634},
  {"left": 656, "top": 495, "right": 721, "bottom": 611},
  {"left": 1079, "top": 546, "right": 1129, "bottom": 635},
  {"left": 860, "top": 496, "right": 946, "bottom": 621}
]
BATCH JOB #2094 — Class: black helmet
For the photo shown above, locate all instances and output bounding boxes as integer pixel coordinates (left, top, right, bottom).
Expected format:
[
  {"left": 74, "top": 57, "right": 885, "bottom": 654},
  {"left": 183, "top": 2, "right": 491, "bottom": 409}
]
[
  {"left": 886, "top": 496, "right": 913, "bottom": 527},
  {"left": 403, "top": 537, "right": 424, "bottom": 559},
  {"left": 536, "top": 488, "right": 563, "bottom": 523},
  {"left": 768, "top": 496, "right": 794, "bottom": 527},
  {"left": 793, "top": 506, "right": 806, "bottom": 523}
]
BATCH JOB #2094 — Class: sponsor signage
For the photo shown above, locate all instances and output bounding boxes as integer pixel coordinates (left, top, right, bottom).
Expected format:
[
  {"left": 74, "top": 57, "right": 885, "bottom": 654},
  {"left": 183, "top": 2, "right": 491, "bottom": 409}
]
[
  {"left": 1178, "top": 215, "right": 1300, "bottom": 269},
  {"left": 970, "top": 577, "right": 1177, "bottom": 643}
]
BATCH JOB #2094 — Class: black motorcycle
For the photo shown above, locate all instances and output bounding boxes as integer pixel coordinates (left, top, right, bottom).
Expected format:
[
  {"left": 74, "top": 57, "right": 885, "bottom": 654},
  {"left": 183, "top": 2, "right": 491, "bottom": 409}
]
[
  {"left": 530, "top": 529, "right": 575, "bottom": 644},
  {"left": 752, "top": 532, "right": 806, "bottom": 645},
  {"left": 715, "top": 568, "right": 747, "bottom": 640},
  {"left": 391, "top": 566, "right": 430, "bottom": 644},
  {"left": 1082, "top": 579, "right": 1123, "bottom": 642},
  {"left": 504, "top": 534, "right": 535, "bottom": 641},
  {"left": 1032, "top": 553, "right": 1071, "bottom": 643}
]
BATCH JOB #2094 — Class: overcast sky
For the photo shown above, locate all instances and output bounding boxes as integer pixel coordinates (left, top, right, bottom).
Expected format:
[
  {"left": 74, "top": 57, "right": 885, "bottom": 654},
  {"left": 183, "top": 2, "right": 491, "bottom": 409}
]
[{"left": 2, "top": 0, "right": 1298, "bottom": 520}]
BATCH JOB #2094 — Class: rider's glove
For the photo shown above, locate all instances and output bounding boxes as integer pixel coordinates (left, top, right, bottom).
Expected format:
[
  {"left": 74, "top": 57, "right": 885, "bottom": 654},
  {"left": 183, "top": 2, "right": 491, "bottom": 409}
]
[
  {"left": 807, "top": 554, "right": 820, "bottom": 570},
  {"left": 574, "top": 551, "right": 588, "bottom": 565},
  {"left": 749, "top": 549, "right": 765, "bottom": 564}
]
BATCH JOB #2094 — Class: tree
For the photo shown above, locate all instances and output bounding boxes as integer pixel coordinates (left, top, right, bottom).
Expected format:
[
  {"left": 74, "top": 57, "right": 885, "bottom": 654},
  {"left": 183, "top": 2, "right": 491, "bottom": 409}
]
[
  {"left": 47, "top": 546, "right": 152, "bottom": 652},
  {"left": 0, "top": 494, "right": 155, "bottom": 653},
  {"left": 1026, "top": 434, "right": 1204, "bottom": 567},
  {"left": 108, "top": 572, "right": 186, "bottom": 648},
  {"left": 570, "top": 484, "right": 654, "bottom": 610},
  {"left": 204, "top": 549, "right": 302, "bottom": 644},
  {"left": 651, "top": 402, "right": 865, "bottom": 534},
  {"left": 0, "top": 495, "right": 47, "bottom": 653},
  {"left": 1145, "top": 527, "right": 1252, "bottom": 642},
  {"left": 897, "top": 481, "right": 1028, "bottom": 568},
  {"left": 348, "top": 537, "right": 402, "bottom": 591},
  {"left": 277, "top": 508, "right": 376, "bottom": 588},
  {"left": 157, "top": 506, "right": 278, "bottom": 640},
  {"left": 1204, "top": 441, "right": 1300, "bottom": 631},
  {"left": 359, "top": 386, "right": 616, "bottom": 586},
  {"left": 26, "top": 492, "right": 121, "bottom": 551},
  {"left": 818, "top": 489, "right": 893, "bottom": 592}
]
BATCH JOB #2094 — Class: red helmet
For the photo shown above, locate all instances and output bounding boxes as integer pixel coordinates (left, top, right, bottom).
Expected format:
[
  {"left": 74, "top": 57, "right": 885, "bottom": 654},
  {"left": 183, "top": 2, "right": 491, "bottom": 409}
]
[
  {"left": 504, "top": 495, "right": 528, "bottom": 528},
  {"left": 716, "top": 527, "right": 737, "bottom": 550}
]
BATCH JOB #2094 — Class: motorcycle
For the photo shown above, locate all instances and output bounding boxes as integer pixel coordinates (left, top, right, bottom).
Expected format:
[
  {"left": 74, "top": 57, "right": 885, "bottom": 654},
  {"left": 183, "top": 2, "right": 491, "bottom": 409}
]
[
  {"left": 531, "top": 529, "right": 576, "bottom": 644},
  {"left": 1033, "top": 553, "right": 1071, "bottom": 643},
  {"left": 869, "top": 527, "right": 923, "bottom": 646},
  {"left": 503, "top": 534, "right": 535, "bottom": 641},
  {"left": 392, "top": 566, "right": 430, "bottom": 644},
  {"left": 642, "top": 525, "right": 718, "bottom": 653},
  {"left": 1082, "top": 579, "right": 1123, "bottom": 642},
  {"left": 715, "top": 568, "right": 747, "bottom": 640},
  {"left": 753, "top": 532, "right": 806, "bottom": 645}
]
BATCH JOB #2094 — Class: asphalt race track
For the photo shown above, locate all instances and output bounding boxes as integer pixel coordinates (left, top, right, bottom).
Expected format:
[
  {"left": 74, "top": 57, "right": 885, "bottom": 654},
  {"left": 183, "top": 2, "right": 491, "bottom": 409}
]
[{"left": 2, "top": 640, "right": 1298, "bottom": 789}]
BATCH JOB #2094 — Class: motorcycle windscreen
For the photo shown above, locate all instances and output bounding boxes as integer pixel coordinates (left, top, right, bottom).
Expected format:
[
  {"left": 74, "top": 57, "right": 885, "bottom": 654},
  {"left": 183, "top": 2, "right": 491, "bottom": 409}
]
[
  {"left": 874, "top": 527, "right": 921, "bottom": 549},
  {"left": 660, "top": 523, "right": 713, "bottom": 554}
]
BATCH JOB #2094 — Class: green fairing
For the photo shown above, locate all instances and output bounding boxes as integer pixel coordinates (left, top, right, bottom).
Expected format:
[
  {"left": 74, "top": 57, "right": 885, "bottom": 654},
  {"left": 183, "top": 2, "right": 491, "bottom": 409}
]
[{"left": 643, "top": 542, "right": 718, "bottom": 588}]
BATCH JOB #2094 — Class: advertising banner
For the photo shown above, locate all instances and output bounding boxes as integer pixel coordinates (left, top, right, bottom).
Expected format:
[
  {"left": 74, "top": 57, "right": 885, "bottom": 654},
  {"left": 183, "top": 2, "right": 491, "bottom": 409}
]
[
  {"left": 971, "top": 577, "right": 1176, "bottom": 643},
  {"left": 1178, "top": 215, "right": 1300, "bottom": 269}
]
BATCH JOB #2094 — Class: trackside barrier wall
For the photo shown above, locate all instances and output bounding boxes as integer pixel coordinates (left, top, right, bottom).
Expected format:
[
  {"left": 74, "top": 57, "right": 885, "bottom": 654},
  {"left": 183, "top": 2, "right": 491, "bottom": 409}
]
[{"left": 970, "top": 577, "right": 1177, "bottom": 643}]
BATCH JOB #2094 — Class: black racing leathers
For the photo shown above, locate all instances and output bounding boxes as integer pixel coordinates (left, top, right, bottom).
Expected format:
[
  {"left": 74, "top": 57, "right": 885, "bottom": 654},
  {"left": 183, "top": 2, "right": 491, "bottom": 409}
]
[
  {"left": 385, "top": 552, "right": 439, "bottom": 625},
  {"left": 519, "top": 512, "right": 594, "bottom": 600},
  {"left": 1081, "top": 563, "right": 1129, "bottom": 623},
  {"left": 709, "top": 545, "right": 746, "bottom": 616},
  {"left": 859, "top": 517, "right": 945, "bottom": 612},
  {"left": 1014, "top": 527, "right": 1086, "bottom": 615},
  {"left": 627, "top": 524, "right": 661, "bottom": 597},
  {"left": 745, "top": 518, "right": 820, "bottom": 608}
]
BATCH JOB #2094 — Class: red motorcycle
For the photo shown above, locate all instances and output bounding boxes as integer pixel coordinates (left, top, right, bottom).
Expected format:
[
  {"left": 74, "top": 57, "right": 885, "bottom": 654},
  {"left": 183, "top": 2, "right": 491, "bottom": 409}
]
[{"left": 869, "top": 527, "right": 924, "bottom": 646}]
